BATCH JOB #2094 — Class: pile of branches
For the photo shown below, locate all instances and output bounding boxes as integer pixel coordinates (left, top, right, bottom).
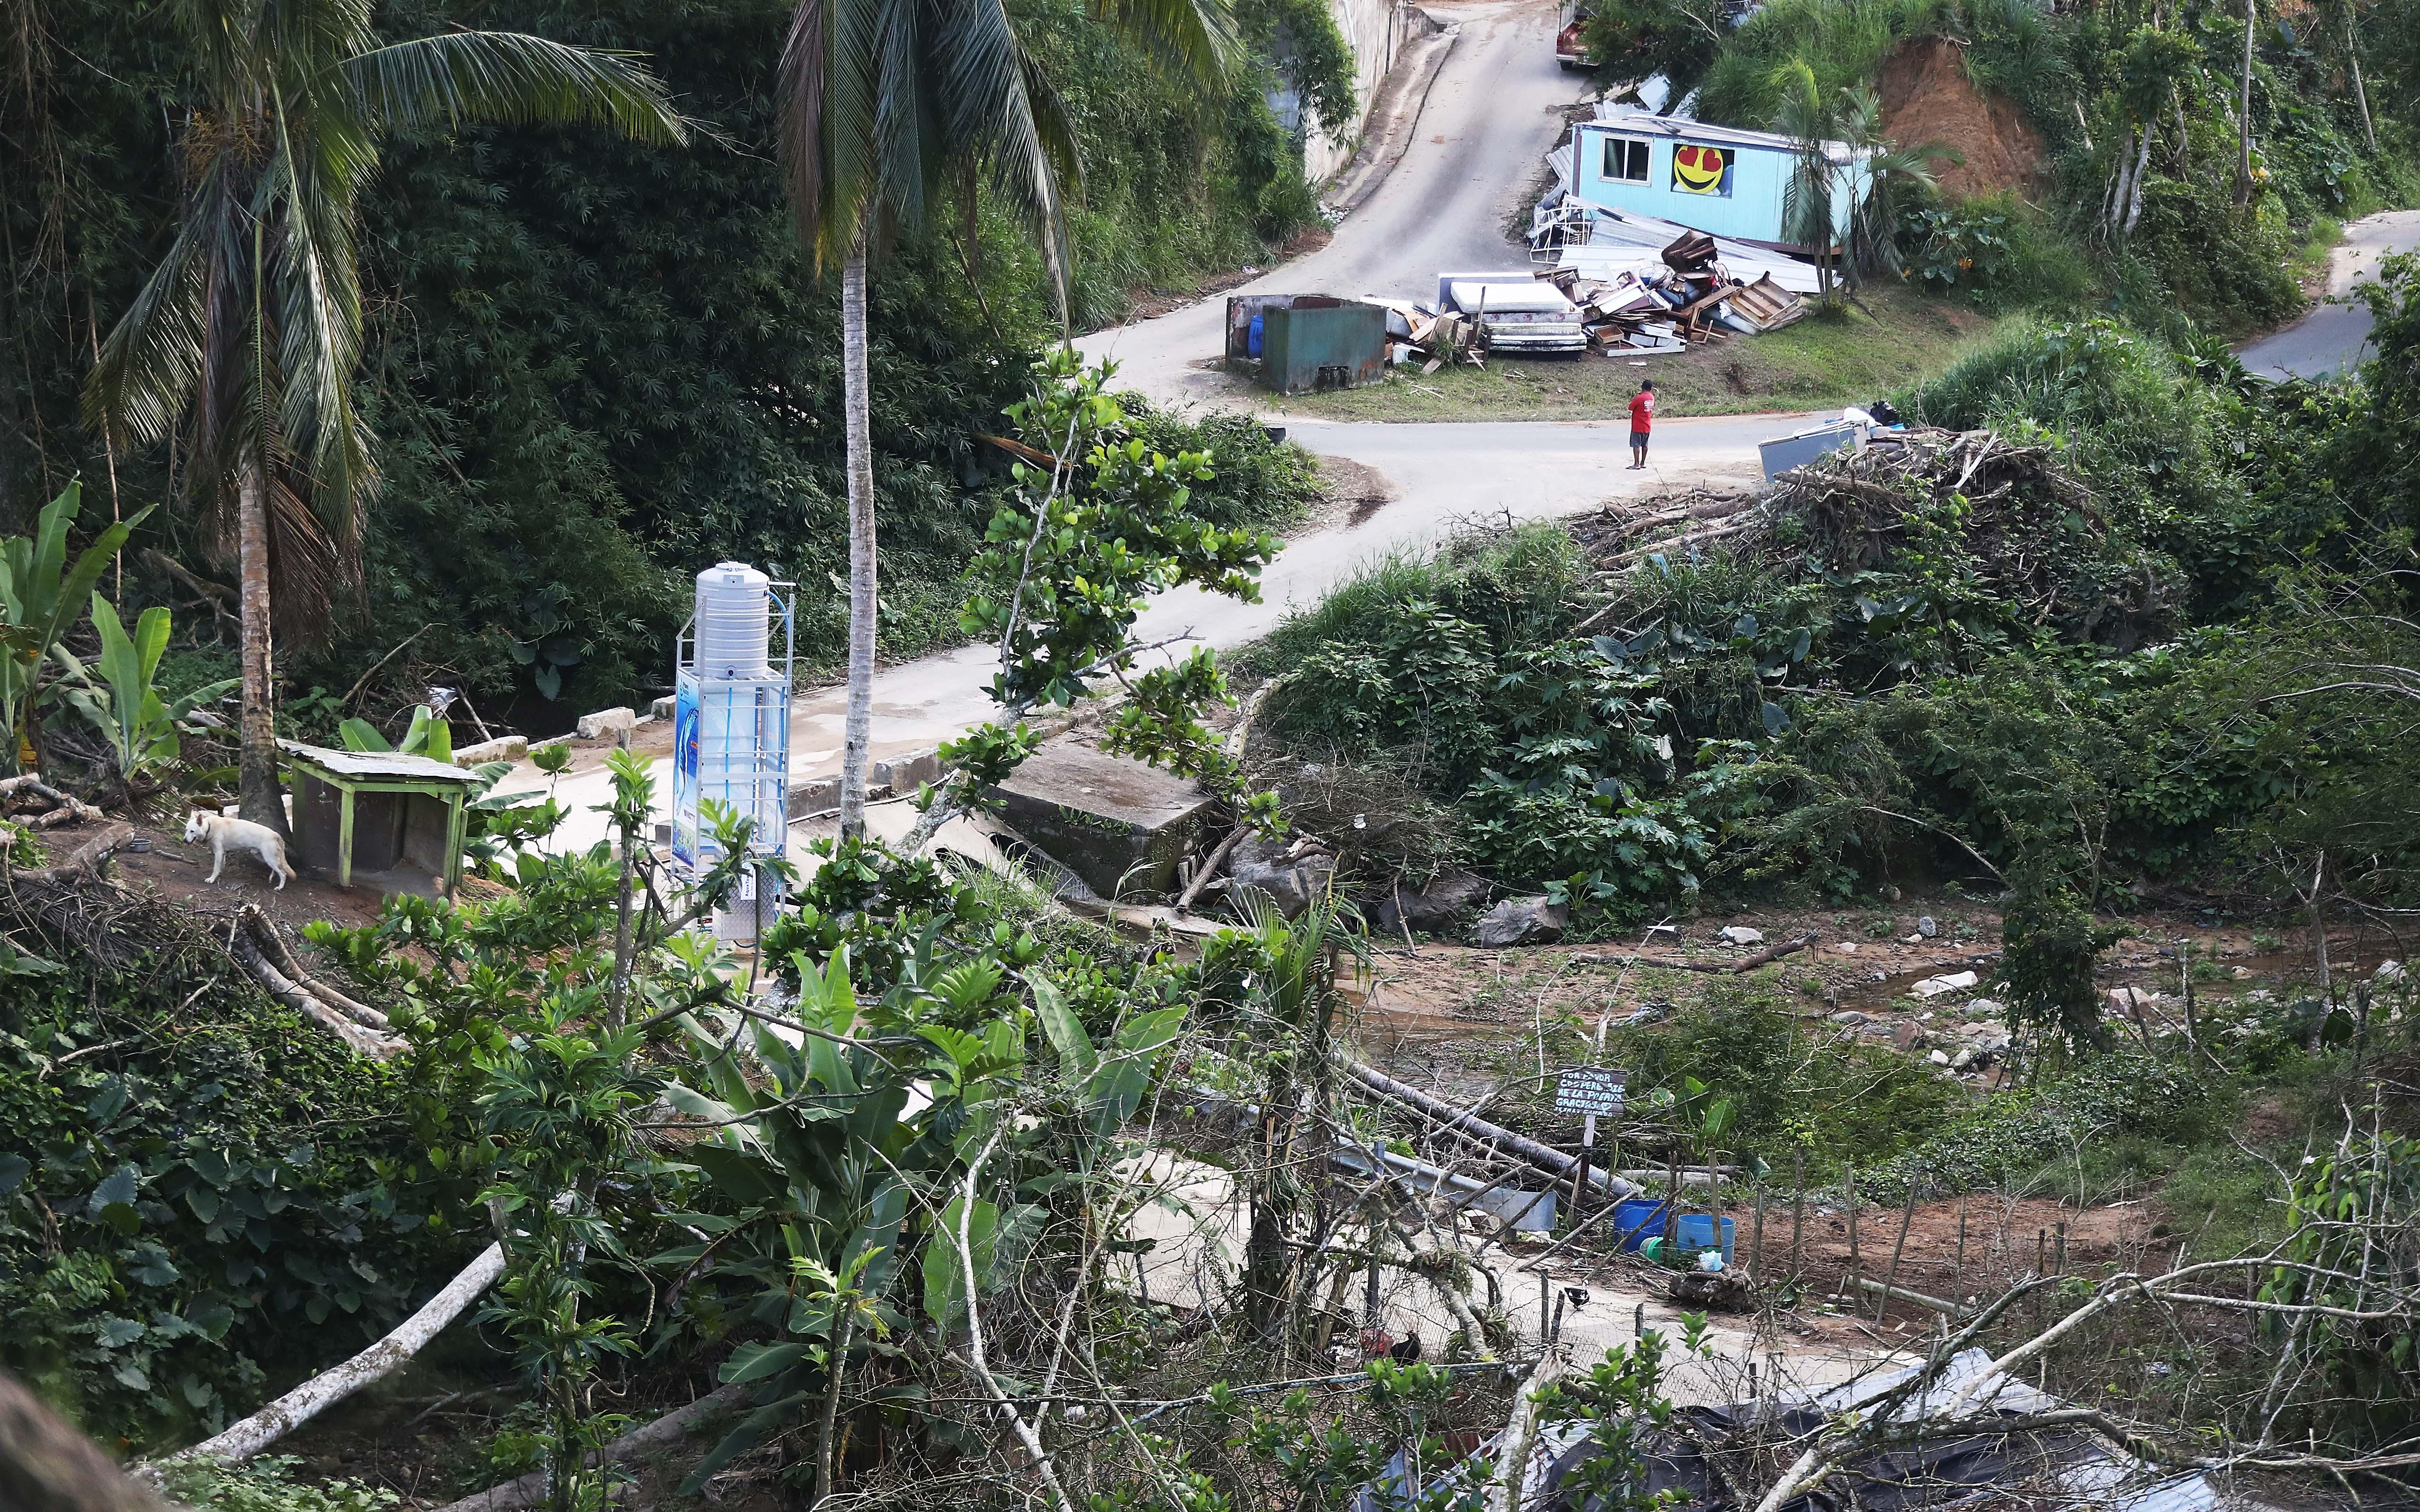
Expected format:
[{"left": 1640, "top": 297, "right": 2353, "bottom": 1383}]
[
  {"left": 0, "top": 773, "right": 103, "bottom": 831},
  {"left": 1596, "top": 428, "right": 2172, "bottom": 647},
  {"left": 1774, "top": 427, "right": 2096, "bottom": 582},
  {"left": 1, "top": 831, "right": 399, "bottom": 1056}
]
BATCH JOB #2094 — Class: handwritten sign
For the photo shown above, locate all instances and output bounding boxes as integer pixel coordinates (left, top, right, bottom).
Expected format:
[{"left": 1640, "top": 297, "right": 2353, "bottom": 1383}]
[{"left": 1554, "top": 1067, "right": 1628, "bottom": 1117}]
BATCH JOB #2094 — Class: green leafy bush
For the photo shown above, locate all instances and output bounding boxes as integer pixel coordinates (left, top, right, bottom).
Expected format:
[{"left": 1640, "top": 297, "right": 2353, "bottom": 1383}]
[
  {"left": 156, "top": 1456, "right": 400, "bottom": 1512},
  {"left": 0, "top": 928, "right": 471, "bottom": 1447},
  {"left": 1603, "top": 987, "right": 1964, "bottom": 1164},
  {"left": 1863, "top": 1054, "right": 2214, "bottom": 1195}
]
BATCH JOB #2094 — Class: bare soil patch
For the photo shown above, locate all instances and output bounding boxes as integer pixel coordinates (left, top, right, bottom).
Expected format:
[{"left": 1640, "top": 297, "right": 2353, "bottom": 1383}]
[{"left": 1877, "top": 38, "right": 2049, "bottom": 201}]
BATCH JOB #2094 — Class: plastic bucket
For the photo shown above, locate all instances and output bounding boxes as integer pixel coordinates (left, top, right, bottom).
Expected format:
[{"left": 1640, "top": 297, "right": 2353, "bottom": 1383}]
[
  {"left": 1675, "top": 1213, "right": 1736, "bottom": 1265},
  {"left": 1248, "top": 312, "right": 1266, "bottom": 359},
  {"left": 1610, "top": 1197, "right": 1672, "bottom": 1252}
]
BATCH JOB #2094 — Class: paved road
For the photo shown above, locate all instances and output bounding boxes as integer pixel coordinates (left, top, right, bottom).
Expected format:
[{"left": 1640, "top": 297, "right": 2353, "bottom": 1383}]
[
  {"left": 514, "top": 0, "right": 1822, "bottom": 849},
  {"left": 524, "top": 413, "right": 1783, "bottom": 849},
  {"left": 1077, "top": 0, "right": 1580, "bottom": 409},
  {"left": 2239, "top": 208, "right": 2420, "bottom": 379}
]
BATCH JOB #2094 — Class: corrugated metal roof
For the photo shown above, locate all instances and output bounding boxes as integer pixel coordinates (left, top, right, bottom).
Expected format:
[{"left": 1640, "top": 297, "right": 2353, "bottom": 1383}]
[
  {"left": 281, "top": 740, "right": 482, "bottom": 784},
  {"left": 1579, "top": 109, "right": 1863, "bottom": 164}
]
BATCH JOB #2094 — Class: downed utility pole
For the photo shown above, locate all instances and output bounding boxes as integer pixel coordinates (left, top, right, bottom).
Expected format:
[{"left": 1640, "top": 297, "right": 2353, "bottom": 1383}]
[{"left": 1345, "top": 1061, "right": 1641, "bottom": 1198}]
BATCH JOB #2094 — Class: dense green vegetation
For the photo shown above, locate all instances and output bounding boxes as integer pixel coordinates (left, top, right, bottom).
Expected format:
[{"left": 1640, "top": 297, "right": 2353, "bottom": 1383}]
[
  {"left": 0, "top": 0, "right": 1327, "bottom": 741},
  {"left": 0, "top": 903, "right": 473, "bottom": 1447},
  {"left": 1251, "top": 263, "right": 2420, "bottom": 929},
  {"left": 1585, "top": 0, "right": 2418, "bottom": 332}
]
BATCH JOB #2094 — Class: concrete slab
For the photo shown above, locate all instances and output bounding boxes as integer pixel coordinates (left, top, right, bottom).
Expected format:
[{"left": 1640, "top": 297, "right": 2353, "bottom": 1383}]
[{"left": 987, "top": 742, "right": 1215, "bottom": 900}]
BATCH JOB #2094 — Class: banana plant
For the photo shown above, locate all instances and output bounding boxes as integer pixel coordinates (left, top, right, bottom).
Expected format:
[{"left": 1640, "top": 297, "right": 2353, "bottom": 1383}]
[
  {"left": 661, "top": 935, "right": 1188, "bottom": 1495},
  {"left": 338, "top": 704, "right": 452, "bottom": 761},
  {"left": 662, "top": 949, "right": 953, "bottom": 1491},
  {"left": 51, "top": 593, "right": 237, "bottom": 786},
  {"left": 0, "top": 481, "right": 153, "bottom": 772}
]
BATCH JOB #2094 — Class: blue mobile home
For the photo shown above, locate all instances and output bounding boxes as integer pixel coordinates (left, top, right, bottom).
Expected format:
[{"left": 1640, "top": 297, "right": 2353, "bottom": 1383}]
[{"left": 1568, "top": 111, "right": 1870, "bottom": 248}]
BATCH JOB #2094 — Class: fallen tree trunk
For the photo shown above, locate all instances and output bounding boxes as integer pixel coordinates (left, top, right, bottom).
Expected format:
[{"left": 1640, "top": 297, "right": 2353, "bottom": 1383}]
[
  {"left": 1670, "top": 933, "right": 1817, "bottom": 974},
  {"left": 155, "top": 1243, "right": 504, "bottom": 1468},
  {"left": 430, "top": 1382, "right": 749, "bottom": 1512},
  {"left": 1344, "top": 1061, "right": 1640, "bottom": 1198},
  {"left": 6, "top": 822, "right": 144, "bottom": 883},
  {"left": 236, "top": 906, "right": 390, "bottom": 1029},
  {"left": 231, "top": 935, "right": 402, "bottom": 1059},
  {"left": 1854, "top": 1275, "right": 1968, "bottom": 1317},
  {"left": 0, "top": 773, "right": 105, "bottom": 828}
]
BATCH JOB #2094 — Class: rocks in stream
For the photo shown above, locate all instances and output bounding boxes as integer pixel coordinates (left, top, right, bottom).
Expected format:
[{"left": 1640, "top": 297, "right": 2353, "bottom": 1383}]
[
  {"left": 1367, "top": 870, "right": 1489, "bottom": 934},
  {"left": 1473, "top": 896, "right": 1568, "bottom": 947}
]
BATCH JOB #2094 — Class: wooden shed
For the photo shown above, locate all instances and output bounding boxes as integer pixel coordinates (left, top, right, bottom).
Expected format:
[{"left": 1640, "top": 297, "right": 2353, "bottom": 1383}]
[{"left": 280, "top": 740, "right": 479, "bottom": 896}]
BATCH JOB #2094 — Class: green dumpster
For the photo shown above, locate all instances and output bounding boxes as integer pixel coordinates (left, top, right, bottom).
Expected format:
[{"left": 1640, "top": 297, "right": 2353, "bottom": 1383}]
[{"left": 1261, "top": 299, "right": 1387, "bottom": 395}]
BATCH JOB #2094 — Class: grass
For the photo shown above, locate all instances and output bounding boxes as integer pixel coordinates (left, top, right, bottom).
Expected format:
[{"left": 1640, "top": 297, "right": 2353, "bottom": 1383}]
[{"left": 1265, "top": 284, "right": 2012, "bottom": 422}]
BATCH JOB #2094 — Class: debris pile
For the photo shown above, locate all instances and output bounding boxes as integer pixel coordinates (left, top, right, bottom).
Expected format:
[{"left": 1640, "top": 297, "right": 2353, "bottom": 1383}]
[
  {"left": 1362, "top": 299, "right": 1492, "bottom": 372},
  {"left": 1539, "top": 230, "right": 1809, "bottom": 355},
  {"left": 1589, "top": 426, "right": 2171, "bottom": 647}
]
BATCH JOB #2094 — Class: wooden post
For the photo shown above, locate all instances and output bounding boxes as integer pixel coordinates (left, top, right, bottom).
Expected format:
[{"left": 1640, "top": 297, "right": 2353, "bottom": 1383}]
[
  {"left": 1751, "top": 1173, "right": 1767, "bottom": 1283},
  {"left": 1879, "top": 1184, "right": 1918, "bottom": 1322},
  {"left": 1844, "top": 1169, "right": 1861, "bottom": 1292},
  {"left": 2054, "top": 1221, "right": 2068, "bottom": 1276},
  {"left": 1571, "top": 1112, "right": 1597, "bottom": 1219},
  {"left": 1790, "top": 1150, "right": 1806, "bottom": 1281},
  {"left": 1953, "top": 1196, "right": 1968, "bottom": 1302}
]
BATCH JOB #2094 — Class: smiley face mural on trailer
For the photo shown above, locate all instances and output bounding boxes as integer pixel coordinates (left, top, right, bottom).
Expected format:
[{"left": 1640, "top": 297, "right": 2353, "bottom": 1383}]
[{"left": 1672, "top": 143, "right": 1731, "bottom": 196}]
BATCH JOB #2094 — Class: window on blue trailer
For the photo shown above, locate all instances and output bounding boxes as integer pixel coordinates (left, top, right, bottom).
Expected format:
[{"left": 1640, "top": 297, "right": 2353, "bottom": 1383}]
[{"left": 1602, "top": 135, "right": 1651, "bottom": 184}]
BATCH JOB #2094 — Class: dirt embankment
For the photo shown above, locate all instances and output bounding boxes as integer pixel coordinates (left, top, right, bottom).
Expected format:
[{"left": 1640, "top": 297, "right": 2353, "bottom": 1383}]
[{"left": 1877, "top": 37, "right": 2049, "bottom": 201}]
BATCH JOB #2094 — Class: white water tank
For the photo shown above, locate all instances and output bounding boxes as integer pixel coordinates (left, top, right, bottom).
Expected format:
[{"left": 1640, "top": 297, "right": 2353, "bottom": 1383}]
[{"left": 694, "top": 562, "right": 773, "bottom": 678}]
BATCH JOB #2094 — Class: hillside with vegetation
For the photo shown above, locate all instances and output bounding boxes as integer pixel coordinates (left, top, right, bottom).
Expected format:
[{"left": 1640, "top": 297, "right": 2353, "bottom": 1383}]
[
  {"left": 1, "top": 0, "right": 1334, "bottom": 738},
  {"left": 4, "top": 0, "right": 2420, "bottom": 1508},
  {"left": 1586, "top": 0, "right": 2418, "bottom": 332}
]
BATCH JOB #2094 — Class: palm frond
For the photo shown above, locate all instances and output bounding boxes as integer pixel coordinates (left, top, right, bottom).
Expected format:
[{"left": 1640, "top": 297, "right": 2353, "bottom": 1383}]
[
  {"left": 340, "top": 31, "right": 690, "bottom": 147},
  {"left": 85, "top": 212, "right": 212, "bottom": 449},
  {"left": 1090, "top": 0, "right": 1237, "bottom": 90},
  {"left": 934, "top": 0, "right": 1077, "bottom": 310},
  {"left": 264, "top": 83, "right": 369, "bottom": 523},
  {"left": 780, "top": 0, "right": 836, "bottom": 255}
]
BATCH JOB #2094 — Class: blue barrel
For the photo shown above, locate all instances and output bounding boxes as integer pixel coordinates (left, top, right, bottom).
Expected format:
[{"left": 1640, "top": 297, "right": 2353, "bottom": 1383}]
[
  {"left": 1248, "top": 312, "right": 1265, "bottom": 359},
  {"left": 1610, "top": 1197, "right": 1671, "bottom": 1252},
  {"left": 1675, "top": 1213, "right": 1736, "bottom": 1265}
]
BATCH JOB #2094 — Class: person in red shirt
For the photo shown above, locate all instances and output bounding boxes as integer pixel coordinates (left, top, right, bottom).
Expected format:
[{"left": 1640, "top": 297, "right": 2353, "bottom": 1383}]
[{"left": 1627, "top": 379, "right": 1656, "bottom": 469}]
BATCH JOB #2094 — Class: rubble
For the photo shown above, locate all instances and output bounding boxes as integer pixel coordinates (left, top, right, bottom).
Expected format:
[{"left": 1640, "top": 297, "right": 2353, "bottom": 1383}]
[
  {"left": 1548, "top": 230, "right": 1809, "bottom": 354},
  {"left": 1323, "top": 226, "right": 1813, "bottom": 377}
]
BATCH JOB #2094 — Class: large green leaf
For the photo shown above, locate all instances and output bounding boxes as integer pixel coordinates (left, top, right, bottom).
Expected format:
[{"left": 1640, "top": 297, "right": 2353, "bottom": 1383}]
[
  {"left": 1081, "top": 1004, "right": 1186, "bottom": 1130},
  {"left": 920, "top": 1194, "right": 997, "bottom": 1331},
  {"left": 1031, "top": 974, "right": 1094, "bottom": 1076}
]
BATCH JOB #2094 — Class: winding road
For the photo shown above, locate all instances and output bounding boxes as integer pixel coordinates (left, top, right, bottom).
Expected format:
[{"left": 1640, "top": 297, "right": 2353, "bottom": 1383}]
[
  {"left": 509, "top": 0, "right": 2400, "bottom": 849},
  {"left": 2238, "top": 209, "right": 2420, "bottom": 380},
  {"left": 524, "top": 0, "right": 1787, "bottom": 845}
]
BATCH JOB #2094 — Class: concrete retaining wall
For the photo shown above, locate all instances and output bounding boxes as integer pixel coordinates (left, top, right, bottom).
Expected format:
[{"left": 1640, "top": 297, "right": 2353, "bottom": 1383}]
[{"left": 1295, "top": 0, "right": 1438, "bottom": 185}]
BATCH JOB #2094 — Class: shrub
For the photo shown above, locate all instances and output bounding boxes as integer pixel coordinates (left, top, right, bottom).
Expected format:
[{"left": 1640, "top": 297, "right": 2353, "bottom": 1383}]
[
  {"left": 1863, "top": 1053, "right": 2214, "bottom": 1195},
  {"left": 156, "top": 1456, "right": 401, "bottom": 1512},
  {"left": 0, "top": 946, "right": 470, "bottom": 1448},
  {"left": 1604, "top": 987, "right": 1965, "bottom": 1165}
]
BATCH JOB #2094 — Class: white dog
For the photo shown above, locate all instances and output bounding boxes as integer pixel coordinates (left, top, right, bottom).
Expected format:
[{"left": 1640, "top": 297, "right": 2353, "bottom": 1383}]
[{"left": 184, "top": 811, "right": 295, "bottom": 891}]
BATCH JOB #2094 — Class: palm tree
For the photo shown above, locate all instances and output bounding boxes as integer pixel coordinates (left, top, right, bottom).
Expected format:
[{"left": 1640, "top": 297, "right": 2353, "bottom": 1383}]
[
  {"left": 88, "top": 0, "right": 688, "bottom": 834},
  {"left": 779, "top": 0, "right": 1231, "bottom": 837},
  {"left": 1773, "top": 65, "right": 1950, "bottom": 299}
]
